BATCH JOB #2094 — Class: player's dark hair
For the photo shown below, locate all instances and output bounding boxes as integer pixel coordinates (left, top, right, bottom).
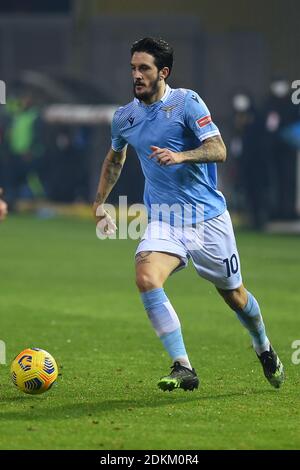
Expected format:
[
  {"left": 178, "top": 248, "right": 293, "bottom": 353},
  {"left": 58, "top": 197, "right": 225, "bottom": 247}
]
[{"left": 131, "top": 37, "right": 174, "bottom": 79}]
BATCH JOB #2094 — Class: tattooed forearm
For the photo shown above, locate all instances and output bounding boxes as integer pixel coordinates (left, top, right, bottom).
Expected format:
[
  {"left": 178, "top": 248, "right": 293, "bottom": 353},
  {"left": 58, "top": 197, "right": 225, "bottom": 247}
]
[
  {"left": 94, "top": 148, "right": 126, "bottom": 205},
  {"left": 180, "top": 136, "right": 226, "bottom": 163},
  {"left": 102, "top": 157, "right": 123, "bottom": 186},
  {"left": 95, "top": 192, "right": 102, "bottom": 203}
]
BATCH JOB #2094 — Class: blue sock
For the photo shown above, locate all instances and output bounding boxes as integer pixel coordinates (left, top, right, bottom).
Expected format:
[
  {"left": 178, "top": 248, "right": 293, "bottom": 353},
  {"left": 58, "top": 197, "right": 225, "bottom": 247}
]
[
  {"left": 235, "top": 291, "right": 269, "bottom": 354},
  {"left": 140, "top": 288, "right": 191, "bottom": 368}
]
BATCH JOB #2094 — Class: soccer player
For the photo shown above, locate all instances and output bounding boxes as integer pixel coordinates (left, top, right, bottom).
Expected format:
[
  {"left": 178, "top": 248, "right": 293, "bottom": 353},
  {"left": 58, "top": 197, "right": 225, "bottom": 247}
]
[
  {"left": 93, "top": 38, "right": 284, "bottom": 391},
  {"left": 0, "top": 188, "right": 8, "bottom": 221}
]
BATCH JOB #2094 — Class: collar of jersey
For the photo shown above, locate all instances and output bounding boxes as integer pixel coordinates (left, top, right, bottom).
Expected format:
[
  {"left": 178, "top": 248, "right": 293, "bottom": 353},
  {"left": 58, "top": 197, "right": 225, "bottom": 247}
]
[{"left": 134, "top": 84, "right": 172, "bottom": 108}]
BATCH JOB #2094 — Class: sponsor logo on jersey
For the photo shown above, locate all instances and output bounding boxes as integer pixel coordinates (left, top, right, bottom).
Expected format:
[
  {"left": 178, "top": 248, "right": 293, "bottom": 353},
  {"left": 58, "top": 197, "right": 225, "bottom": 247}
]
[
  {"left": 196, "top": 115, "right": 212, "bottom": 128},
  {"left": 128, "top": 116, "right": 135, "bottom": 126}
]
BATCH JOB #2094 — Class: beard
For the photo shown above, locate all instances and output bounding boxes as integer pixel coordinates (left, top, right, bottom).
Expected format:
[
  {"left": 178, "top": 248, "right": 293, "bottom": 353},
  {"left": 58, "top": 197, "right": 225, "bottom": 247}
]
[{"left": 133, "top": 74, "right": 160, "bottom": 102}]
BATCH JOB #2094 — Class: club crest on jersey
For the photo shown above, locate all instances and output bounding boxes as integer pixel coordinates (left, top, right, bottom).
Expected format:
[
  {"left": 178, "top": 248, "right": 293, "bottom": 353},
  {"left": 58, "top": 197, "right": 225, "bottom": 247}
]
[
  {"left": 162, "top": 105, "right": 176, "bottom": 118},
  {"left": 196, "top": 115, "right": 212, "bottom": 128}
]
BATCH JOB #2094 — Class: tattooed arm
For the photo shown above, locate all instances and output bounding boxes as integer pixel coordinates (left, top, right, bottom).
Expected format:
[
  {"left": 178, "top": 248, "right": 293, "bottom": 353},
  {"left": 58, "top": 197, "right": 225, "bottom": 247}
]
[
  {"left": 149, "top": 135, "right": 226, "bottom": 165},
  {"left": 180, "top": 135, "right": 226, "bottom": 163},
  {"left": 93, "top": 146, "right": 127, "bottom": 220}
]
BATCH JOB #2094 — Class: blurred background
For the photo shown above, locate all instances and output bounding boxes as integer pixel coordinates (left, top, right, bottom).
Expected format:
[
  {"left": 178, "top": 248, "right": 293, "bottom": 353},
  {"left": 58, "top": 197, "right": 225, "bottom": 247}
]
[{"left": 0, "top": 0, "right": 300, "bottom": 230}]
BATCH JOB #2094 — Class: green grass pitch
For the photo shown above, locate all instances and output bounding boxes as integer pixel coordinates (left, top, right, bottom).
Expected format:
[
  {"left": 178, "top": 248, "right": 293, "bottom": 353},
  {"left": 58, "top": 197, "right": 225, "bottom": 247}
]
[{"left": 0, "top": 215, "right": 299, "bottom": 450}]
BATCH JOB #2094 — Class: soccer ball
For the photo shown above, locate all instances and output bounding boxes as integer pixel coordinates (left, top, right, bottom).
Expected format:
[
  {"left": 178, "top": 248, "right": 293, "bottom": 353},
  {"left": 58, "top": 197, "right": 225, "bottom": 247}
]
[{"left": 11, "top": 348, "right": 58, "bottom": 395}]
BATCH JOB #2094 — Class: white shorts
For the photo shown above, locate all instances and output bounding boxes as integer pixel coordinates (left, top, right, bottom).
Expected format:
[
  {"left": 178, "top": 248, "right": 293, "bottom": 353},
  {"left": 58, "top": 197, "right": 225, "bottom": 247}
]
[{"left": 135, "top": 210, "right": 243, "bottom": 290}]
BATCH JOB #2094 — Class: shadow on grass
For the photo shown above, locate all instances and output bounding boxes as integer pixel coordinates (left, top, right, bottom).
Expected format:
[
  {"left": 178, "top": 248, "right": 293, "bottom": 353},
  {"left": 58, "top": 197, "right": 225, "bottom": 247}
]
[{"left": 0, "top": 388, "right": 275, "bottom": 421}]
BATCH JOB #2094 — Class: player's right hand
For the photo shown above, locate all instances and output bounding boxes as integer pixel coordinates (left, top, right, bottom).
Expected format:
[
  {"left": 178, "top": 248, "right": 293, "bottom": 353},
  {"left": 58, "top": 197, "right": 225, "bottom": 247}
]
[{"left": 93, "top": 203, "right": 117, "bottom": 236}]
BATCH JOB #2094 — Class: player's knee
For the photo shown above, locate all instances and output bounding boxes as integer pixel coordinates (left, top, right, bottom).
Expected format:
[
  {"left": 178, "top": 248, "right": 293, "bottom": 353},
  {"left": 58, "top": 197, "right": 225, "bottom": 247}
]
[
  {"left": 218, "top": 286, "right": 247, "bottom": 311},
  {"left": 135, "top": 271, "right": 163, "bottom": 292}
]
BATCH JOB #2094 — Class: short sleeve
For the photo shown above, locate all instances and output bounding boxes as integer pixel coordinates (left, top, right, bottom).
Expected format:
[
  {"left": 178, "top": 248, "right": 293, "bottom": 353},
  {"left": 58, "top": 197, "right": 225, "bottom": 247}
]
[
  {"left": 111, "top": 109, "right": 127, "bottom": 151},
  {"left": 184, "top": 91, "right": 220, "bottom": 142}
]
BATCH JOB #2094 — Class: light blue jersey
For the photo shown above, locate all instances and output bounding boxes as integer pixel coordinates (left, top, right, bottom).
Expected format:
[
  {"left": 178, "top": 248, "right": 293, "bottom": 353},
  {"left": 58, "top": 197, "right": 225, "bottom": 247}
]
[{"left": 111, "top": 85, "right": 226, "bottom": 224}]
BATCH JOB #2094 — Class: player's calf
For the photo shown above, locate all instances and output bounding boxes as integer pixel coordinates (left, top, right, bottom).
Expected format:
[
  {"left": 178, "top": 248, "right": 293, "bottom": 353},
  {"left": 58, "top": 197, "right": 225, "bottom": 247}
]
[{"left": 218, "top": 286, "right": 285, "bottom": 388}]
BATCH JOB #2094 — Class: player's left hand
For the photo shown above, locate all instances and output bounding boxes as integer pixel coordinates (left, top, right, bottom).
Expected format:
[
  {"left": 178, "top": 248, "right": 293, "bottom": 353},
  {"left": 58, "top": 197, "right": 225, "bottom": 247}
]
[{"left": 149, "top": 146, "right": 183, "bottom": 166}]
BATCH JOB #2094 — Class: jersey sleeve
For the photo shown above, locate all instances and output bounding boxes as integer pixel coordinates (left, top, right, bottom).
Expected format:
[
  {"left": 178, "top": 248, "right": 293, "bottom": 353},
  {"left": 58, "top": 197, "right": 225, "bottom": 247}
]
[
  {"left": 111, "top": 108, "right": 127, "bottom": 151},
  {"left": 184, "top": 90, "right": 221, "bottom": 142}
]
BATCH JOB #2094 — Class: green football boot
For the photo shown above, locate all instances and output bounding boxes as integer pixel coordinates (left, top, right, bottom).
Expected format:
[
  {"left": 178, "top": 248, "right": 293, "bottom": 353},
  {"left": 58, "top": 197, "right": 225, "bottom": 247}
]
[
  {"left": 157, "top": 361, "right": 199, "bottom": 392},
  {"left": 257, "top": 345, "right": 285, "bottom": 389}
]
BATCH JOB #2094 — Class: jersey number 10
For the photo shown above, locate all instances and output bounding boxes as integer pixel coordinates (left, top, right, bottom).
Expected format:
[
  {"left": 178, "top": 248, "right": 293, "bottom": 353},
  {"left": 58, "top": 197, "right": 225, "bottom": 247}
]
[{"left": 223, "top": 254, "right": 239, "bottom": 277}]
